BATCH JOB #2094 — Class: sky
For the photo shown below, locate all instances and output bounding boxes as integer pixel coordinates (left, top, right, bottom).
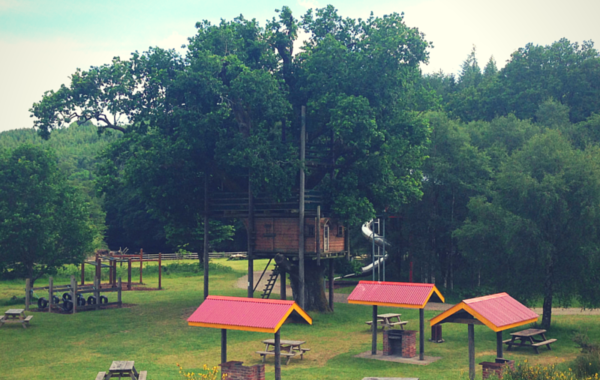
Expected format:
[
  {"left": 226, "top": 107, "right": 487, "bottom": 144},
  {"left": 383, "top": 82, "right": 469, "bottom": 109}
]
[{"left": 1, "top": 0, "right": 599, "bottom": 133}]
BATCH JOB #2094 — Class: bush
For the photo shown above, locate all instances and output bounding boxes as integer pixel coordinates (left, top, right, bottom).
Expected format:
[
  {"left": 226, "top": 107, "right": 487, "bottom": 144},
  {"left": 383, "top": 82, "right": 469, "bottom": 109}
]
[
  {"left": 177, "top": 363, "right": 223, "bottom": 380},
  {"left": 572, "top": 333, "right": 600, "bottom": 378},
  {"left": 502, "top": 361, "right": 598, "bottom": 380}
]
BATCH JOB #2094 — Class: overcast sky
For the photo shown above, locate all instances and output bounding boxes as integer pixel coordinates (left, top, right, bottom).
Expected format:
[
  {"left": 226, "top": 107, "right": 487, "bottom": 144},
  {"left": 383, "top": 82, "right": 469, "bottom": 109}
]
[{"left": 1, "top": 0, "right": 599, "bottom": 133}]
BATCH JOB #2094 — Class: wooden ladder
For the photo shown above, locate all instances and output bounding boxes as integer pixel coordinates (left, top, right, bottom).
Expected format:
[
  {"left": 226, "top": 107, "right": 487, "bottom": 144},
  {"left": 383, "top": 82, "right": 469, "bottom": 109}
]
[{"left": 261, "top": 265, "right": 280, "bottom": 299}]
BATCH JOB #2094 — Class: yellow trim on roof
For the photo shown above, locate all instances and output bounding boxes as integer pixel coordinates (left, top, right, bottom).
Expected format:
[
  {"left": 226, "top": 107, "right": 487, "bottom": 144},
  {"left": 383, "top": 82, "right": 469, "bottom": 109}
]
[
  {"left": 430, "top": 286, "right": 446, "bottom": 303},
  {"left": 188, "top": 322, "right": 275, "bottom": 333},
  {"left": 348, "top": 299, "right": 426, "bottom": 309},
  {"left": 429, "top": 302, "right": 539, "bottom": 332}
]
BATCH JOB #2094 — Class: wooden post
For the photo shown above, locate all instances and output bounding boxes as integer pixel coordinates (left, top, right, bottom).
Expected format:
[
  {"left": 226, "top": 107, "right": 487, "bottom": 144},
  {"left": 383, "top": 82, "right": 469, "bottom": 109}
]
[
  {"left": 420, "top": 308, "right": 425, "bottom": 360},
  {"left": 127, "top": 259, "right": 132, "bottom": 290},
  {"left": 221, "top": 329, "right": 227, "bottom": 364},
  {"left": 139, "top": 249, "right": 143, "bottom": 285},
  {"left": 71, "top": 276, "right": 77, "bottom": 314},
  {"left": 468, "top": 323, "right": 475, "bottom": 380},
  {"left": 48, "top": 277, "right": 53, "bottom": 313},
  {"left": 316, "top": 206, "right": 321, "bottom": 266},
  {"left": 274, "top": 330, "right": 281, "bottom": 380},
  {"left": 96, "top": 257, "right": 101, "bottom": 288},
  {"left": 109, "top": 260, "right": 114, "bottom": 287},
  {"left": 497, "top": 331, "right": 503, "bottom": 359},
  {"left": 328, "top": 259, "right": 334, "bottom": 311},
  {"left": 247, "top": 182, "right": 254, "bottom": 298},
  {"left": 94, "top": 276, "right": 100, "bottom": 311},
  {"left": 299, "top": 105, "right": 306, "bottom": 309},
  {"left": 118, "top": 277, "right": 122, "bottom": 307},
  {"left": 158, "top": 252, "right": 162, "bottom": 290},
  {"left": 25, "top": 278, "right": 31, "bottom": 311},
  {"left": 81, "top": 262, "right": 85, "bottom": 285},
  {"left": 372, "top": 305, "right": 378, "bottom": 355},
  {"left": 280, "top": 268, "right": 286, "bottom": 300},
  {"left": 204, "top": 172, "right": 209, "bottom": 300}
]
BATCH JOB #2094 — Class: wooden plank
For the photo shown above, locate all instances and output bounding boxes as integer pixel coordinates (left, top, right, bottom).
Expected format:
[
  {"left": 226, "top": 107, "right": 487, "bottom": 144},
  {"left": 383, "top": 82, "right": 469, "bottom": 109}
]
[
  {"left": 532, "top": 339, "right": 557, "bottom": 347},
  {"left": 95, "top": 372, "right": 106, "bottom": 380},
  {"left": 138, "top": 371, "right": 147, "bottom": 380},
  {"left": 511, "top": 328, "right": 546, "bottom": 337}
]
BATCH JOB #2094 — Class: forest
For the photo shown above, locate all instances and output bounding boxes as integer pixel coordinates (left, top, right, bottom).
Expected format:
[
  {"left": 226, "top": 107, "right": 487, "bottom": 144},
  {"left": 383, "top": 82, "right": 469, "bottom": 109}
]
[{"left": 2, "top": 6, "right": 600, "bottom": 325}]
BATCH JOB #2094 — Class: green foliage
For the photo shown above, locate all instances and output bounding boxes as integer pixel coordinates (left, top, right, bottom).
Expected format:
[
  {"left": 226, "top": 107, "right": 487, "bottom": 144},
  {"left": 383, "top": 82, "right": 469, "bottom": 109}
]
[{"left": 0, "top": 145, "right": 94, "bottom": 285}]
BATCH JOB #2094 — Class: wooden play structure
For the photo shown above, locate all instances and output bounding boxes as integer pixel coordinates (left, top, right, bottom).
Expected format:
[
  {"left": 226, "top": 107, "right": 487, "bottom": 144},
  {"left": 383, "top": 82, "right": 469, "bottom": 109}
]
[
  {"left": 25, "top": 275, "right": 122, "bottom": 313},
  {"left": 80, "top": 250, "right": 163, "bottom": 290}
]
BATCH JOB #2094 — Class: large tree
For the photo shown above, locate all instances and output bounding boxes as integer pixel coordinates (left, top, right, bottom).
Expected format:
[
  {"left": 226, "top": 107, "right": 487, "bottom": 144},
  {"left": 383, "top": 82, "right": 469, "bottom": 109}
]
[
  {"left": 0, "top": 145, "right": 94, "bottom": 286},
  {"left": 455, "top": 130, "right": 600, "bottom": 327},
  {"left": 31, "top": 6, "right": 432, "bottom": 311}
]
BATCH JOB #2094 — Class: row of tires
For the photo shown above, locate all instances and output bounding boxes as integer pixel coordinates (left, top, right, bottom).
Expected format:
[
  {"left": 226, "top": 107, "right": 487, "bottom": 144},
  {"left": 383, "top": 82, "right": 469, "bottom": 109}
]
[{"left": 37, "top": 292, "right": 108, "bottom": 311}]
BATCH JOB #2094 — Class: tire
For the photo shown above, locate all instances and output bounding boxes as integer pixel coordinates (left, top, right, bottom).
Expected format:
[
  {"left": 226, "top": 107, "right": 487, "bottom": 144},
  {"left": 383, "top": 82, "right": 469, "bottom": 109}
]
[
  {"left": 63, "top": 300, "right": 73, "bottom": 312},
  {"left": 87, "top": 296, "right": 97, "bottom": 305},
  {"left": 77, "top": 297, "right": 86, "bottom": 306},
  {"left": 99, "top": 296, "right": 108, "bottom": 304},
  {"left": 37, "top": 298, "right": 48, "bottom": 309},
  {"left": 52, "top": 295, "right": 60, "bottom": 305},
  {"left": 62, "top": 292, "right": 71, "bottom": 301}
]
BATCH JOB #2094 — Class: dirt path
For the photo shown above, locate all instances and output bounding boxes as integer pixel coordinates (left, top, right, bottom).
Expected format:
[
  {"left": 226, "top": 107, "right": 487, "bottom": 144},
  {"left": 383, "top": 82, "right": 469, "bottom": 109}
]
[{"left": 235, "top": 271, "right": 600, "bottom": 315}]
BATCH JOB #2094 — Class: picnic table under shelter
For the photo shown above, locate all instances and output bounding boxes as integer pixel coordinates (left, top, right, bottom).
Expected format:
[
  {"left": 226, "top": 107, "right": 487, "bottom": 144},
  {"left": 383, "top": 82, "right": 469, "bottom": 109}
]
[{"left": 347, "top": 281, "right": 445, "bottom": 360}]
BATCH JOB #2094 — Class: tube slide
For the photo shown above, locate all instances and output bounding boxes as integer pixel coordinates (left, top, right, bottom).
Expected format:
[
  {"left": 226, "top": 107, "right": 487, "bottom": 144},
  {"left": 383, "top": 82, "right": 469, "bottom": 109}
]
[{"left": 336, "top": 220, "right": 389, "bottom": 279}]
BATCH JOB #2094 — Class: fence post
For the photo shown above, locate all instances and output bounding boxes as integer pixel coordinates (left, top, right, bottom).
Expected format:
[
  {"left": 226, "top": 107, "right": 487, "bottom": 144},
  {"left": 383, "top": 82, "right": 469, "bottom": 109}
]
[
  {"left": 81, "top": 262, "right": 85, "bottom": 285},
  {"left": 127, "top": 259, "right": 132, "bottom": 290},
  {"left": 94, "top": 277, "right": 100, "bottom": 311},
  {"left": 158, "top": 252, "right": 162, "bottom": 290},
  {"left": 118, "top": 277, "right": 122, "bottom": 308},
  {"left": 25, "top": 278, "right": 31, "bottom": 311},
  {"left": 71, "top": 276, "right": 77, "bottom": 314},
  {"left": 49, "top": 277, "right": 53, "bottom": 314},
  {"left": 139, "top": 249, "right": 143, "bottom": 285}
]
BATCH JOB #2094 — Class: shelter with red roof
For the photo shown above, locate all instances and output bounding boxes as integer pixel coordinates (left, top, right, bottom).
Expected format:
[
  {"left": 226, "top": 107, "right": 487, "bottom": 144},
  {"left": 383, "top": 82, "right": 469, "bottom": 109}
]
[
  {"left": 348, "top": 281, "right": 445, "bottom": 360},
  {"left": 187, "top": 296, "right": 312, "bottom": 380},
  {"left": 430, "top": 293, "right": 539, "bottom": 380}
]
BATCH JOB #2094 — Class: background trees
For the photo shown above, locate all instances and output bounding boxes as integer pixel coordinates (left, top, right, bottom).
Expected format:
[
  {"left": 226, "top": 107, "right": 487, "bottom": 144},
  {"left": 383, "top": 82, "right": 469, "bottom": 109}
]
[{"left": 0, "top": 145, "right": 94, "bottom": 286}]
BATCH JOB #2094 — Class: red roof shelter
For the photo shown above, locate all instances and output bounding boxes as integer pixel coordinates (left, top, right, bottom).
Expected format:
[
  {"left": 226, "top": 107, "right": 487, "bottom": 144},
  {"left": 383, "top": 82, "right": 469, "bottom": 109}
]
[
  {"left": 348, "top": 281, "right": 445, "bottom": 360},
  {"left": 187, "top": 296, "right": 312, "bottom": 380},
  {"left": 430, "top": 293, "right": 539, "bottom": 380}
]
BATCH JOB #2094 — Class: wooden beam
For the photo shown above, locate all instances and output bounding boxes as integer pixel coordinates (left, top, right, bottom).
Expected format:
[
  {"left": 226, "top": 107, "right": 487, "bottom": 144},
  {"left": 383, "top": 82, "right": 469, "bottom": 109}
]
[
  {"left": 372, "top": 305, "right": 378, "bottom": 355},
  {"left": 468, "top": 324, "right": 475, "bottom": 380},
  {"left": 274, "top": 330, "right": 281, "bottom": 380},
  {"left": 497, "top": 331, "right": 503, "bottom": 359},
  {"left": 299, "top": 106, "right": 306, "bottom": 309},
  {"left": 247, "top": 181, "right": 254, "bottom": 298},
  {"left": 221, "top": 329, "right": 227, "bottom": 364},
  {"left": 204, "top": 173, "right": 209, "bottom": 300},
  {"left": 420, "top": 308, "right": 425, "bottom": 360}
]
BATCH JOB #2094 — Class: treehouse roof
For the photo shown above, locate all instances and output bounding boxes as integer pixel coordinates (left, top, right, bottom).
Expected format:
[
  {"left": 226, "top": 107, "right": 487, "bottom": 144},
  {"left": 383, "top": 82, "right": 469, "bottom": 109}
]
[
  {"left": 430, "top": 292, "right": 538, "bottom": 332},
  {"left": 187, "top": 296, "right": 312, "bottom": 333},
  {"left": 347, "top": 281, "right": 445, "bottom": 309}
]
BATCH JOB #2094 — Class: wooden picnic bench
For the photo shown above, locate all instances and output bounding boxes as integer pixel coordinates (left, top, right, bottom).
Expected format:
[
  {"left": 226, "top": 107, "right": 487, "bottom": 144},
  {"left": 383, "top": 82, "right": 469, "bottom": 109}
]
[
  {"left": 503, "top": 328, "right": 557, "bottom": 354},
  {"left": 256, "top": 339, "right": 309, "bottom": 365},
  {"left": 366, "top": 313, "right": 407, "bottom": 330},
  {"left": 1, "top": 309, "right": 32, "bottom": 328},
  {"left": 95, "top": 361, "right": 147, "bottom": 379}
]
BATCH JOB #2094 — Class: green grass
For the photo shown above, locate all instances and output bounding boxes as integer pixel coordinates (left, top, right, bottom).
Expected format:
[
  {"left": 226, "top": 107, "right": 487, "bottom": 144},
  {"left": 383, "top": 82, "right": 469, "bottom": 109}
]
[{"left": 0, "top": 259, "right": 596, "bottom": 380}]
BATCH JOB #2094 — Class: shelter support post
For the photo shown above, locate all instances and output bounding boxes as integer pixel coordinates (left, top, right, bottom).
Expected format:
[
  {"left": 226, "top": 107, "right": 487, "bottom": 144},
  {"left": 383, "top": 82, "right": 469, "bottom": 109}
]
[
  {"left": 298, "top": 106, "right": 306, "bottom": 309},
  {"left": 221, "top": 329, "right": 227, "bottom": 364},
  {"left": 274, "top": 330, "right": 281, "bottom": 380},
  {"left": 328, "top": 259, "right": 334, "bottom": 311},
  {"left": 497, "top": 331, "right": 503, "bottom": 359},
  {"left": 468, "top": 324, "right": 475, "bottom": 380},
  {"left": 420, "top": 308, "right": 425, "bottom": 360},
  {"left": 372, "top": 305, "right": 378, "bottom": 355}
]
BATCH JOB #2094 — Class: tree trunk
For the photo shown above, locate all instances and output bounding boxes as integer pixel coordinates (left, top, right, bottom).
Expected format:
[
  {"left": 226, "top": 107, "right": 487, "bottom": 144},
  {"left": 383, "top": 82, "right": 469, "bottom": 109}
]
[
  {"left": 541, "top": 258, "right": 555, "bottom": 328},
  {"left": 289, "top": 259, "right": 331, "bottom": 312}
]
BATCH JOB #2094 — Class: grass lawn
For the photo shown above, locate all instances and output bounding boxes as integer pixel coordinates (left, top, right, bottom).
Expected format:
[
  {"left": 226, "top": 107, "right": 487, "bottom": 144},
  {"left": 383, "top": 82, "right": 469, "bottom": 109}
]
[{"left": 0, "top": 258, "right": 595, "bottom": 380}]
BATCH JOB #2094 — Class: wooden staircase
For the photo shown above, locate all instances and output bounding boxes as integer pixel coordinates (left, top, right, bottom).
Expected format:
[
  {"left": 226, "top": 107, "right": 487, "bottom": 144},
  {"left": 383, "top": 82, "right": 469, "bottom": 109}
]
[{"left": 261, "top": 265, "right": 280, "bottom": 299}]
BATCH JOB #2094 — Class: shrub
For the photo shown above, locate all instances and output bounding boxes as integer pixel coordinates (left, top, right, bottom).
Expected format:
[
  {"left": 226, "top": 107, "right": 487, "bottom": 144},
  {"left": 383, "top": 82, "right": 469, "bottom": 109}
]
[
  {"left": 177, "top": 363, "right": 223, "bottom": 380},
  {"left": 502, "top": 361, "right": 598, "bottom": 380}
]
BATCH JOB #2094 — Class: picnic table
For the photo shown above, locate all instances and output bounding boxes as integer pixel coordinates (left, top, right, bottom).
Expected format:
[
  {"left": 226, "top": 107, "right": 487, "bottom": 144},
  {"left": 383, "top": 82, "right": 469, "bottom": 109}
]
[
  {"left": 95, "top": 361, "right": 147, "bottom": 380},
  {"left": 0, "top": 309, "right": 33, "bottom": 329},
  {"left": 366, "top": 313, "right": 407, "bottom": 330},
  {"left": 256, "top": 339, "right": 310, "bottom": 365},
  {"left": 503, "top": 328, "right": 556, "bottom": 354}
]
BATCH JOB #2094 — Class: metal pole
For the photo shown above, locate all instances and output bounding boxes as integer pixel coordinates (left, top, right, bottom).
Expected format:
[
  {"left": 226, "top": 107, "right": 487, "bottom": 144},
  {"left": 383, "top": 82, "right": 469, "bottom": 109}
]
[
  {"left": 419, "top": 308, "right": 425, "bottom": 360},
  {"left": 299, "top": 106, "right": 306, "bottom": 309},
  {"left": 280, "top": 268, "right": 286, "bottom": 300},
  {"left": 372, "top": 305, "right": 378, "bottom": 355},
  {"left": 316, "top": 206, "right": 321, "bottom": 266},
  {"left": 468, "top": 324, "right": 475, "bottom": 380},
  {"left": 204, "top": 173, "right": 209, "bottom": 300},
  {"left": 274, "top": 330, "right": 281, "bottom": 380},
  {"left": 372, "top": 221, "right": 375, "bottom": 281},
  {"left": 247, "top": 181, "right": 254, "bottom": 298},
  {"left": 382, "top": 217, "right": 386, "bottom": 282},
  {"left": 158, "top": 252, "right": 162, "bottom": 290},
  {"left": 497, "top": 331, "right": 503, "bottom": 359},
  {"left": 221, "top": 329, "right": 227, "bottom": 364},
  {"left": 328, "top": 259, "right": 334, "bottom": 311}
]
